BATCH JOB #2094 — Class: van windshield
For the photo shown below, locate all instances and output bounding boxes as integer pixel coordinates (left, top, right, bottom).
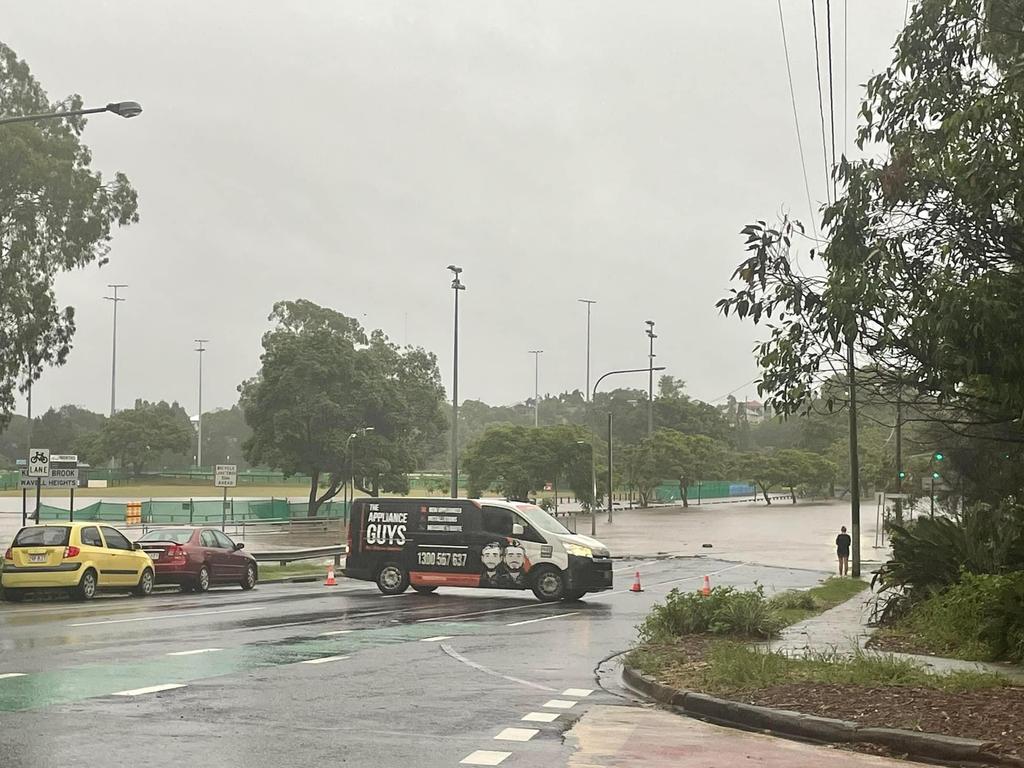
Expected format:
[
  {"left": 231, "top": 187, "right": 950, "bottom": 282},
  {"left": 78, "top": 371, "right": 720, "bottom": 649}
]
[{"left": 514, "top": 504, "right": 571, "bottom": 535}]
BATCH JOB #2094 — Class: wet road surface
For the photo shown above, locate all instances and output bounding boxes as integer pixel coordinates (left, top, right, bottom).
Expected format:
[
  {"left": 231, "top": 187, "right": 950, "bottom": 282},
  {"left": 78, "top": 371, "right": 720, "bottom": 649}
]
[{"left": 0, "top": 557, "right": 823, "bottom": 767}]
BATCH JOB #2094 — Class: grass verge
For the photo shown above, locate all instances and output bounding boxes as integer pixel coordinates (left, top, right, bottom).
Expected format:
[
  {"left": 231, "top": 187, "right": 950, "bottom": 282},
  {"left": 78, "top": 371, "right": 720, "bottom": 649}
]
[
  {"left": 770, "top": 577, "right": 869, "bottom": 625},
  {"left": 258, "top": 562, "right": 334, "bottom": 581}
]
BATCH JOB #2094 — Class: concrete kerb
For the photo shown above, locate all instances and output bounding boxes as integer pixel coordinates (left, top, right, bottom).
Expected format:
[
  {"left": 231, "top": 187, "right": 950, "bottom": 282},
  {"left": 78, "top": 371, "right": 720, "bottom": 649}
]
[{"left": 620, "top": 665, "right": 1011, "bottom": 766}]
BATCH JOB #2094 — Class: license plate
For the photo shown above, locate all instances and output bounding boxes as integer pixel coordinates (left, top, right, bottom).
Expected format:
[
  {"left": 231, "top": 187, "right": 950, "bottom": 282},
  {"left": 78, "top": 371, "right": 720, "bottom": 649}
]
[
  {"left": 148, "top": 552, "right": 160, "bottom": 561},
  {"left": 28, "top": 554, "right": 46, "bottom": 563}
]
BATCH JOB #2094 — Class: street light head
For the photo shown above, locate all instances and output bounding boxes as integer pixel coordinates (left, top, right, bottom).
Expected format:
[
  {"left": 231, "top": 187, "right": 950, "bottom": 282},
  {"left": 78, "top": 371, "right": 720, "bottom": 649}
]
[
  {"left": 446, "top": 265, "right": 462, "bottom": 275},
  {"left": 364, "top": 426, "right": 375, "bottom": 433},
  {"left": 645, "top": 320, "right": 655, "bottom": 328},
  {"left": 106, "top": 101, "right": 142, "bottom": 118}
]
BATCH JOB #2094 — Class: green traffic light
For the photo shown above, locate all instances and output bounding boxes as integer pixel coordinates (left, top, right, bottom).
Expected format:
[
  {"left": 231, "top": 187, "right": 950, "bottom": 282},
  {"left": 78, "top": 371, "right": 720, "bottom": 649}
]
[
  {"left": 898, "top": 471, "right": 907, "bottom": 479},
  {"left": 932, "top": 471, "right": 940, "bottom": 479},
  {"left": 934, "top": 452, "right": 944, "bottom": 461}
]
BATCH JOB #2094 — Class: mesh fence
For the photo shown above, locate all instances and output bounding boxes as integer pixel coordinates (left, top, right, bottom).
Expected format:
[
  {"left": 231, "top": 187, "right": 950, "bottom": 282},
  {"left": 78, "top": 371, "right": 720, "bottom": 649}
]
[
  {"left": 653, "top": 480, "right": 755, "bottom": 502},
  {"left": 35, "top": 498, "right": 350, "bottom": 523}
]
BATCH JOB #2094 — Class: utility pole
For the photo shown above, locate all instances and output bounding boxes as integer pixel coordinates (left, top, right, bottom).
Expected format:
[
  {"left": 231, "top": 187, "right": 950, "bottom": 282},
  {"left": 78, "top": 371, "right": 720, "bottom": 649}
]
[
  {"left": 447, "top": 266, "right": 465, "bottom": 498},
  {"left": 104, "top": 285, "right": 127, "bottom": 416},
  {"left": 195, "top": 339, "right": 209, "bottom": 469},
  {"left": 578, "top": 299, "right": 596, "bottom": 401},
  {"left": 847, "top": 337, "right": 861, "bottom": 577},
  {"left": 645, "top": 320, "right": 657, "bottom": 437},
  {"left": 895, "top": 388, "right": 903, "bottom": 523},
  {"left": 529, "top": 350, "right": 543, "bottom": 427}
]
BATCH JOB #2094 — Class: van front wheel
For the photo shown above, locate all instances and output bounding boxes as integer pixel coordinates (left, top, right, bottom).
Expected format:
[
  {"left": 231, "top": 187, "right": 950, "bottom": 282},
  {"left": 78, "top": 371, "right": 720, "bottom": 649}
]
[
  {"left": 376, "top": 563, "right": 409, "bottom": 595},
  {"left": 531, "top": 566, "right": 565, "bottom": 602}
]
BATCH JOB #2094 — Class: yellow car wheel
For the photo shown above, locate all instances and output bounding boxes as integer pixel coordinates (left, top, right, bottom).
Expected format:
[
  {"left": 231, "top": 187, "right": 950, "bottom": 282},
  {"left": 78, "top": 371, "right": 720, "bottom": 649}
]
[{"left": 75, "top": 569, "right": 98, "bottom": 601}]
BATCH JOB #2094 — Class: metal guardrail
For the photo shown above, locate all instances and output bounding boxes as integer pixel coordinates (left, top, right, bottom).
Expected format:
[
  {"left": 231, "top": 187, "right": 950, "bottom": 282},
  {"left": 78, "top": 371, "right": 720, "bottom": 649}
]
[{"left": 252, "top": 544, "right": 347, "bottom": 567}]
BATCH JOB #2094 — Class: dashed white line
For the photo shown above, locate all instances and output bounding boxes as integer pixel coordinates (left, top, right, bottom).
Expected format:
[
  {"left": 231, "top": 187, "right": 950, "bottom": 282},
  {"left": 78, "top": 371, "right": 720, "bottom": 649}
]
[
  {"left": 542, "top": 699, "right": 576, "bottom": 709},
  {"left": 506, "top": 612, "right": 578, "bottom": 627},
  {"left": 70, "top": 606, "right": 264, "bottom": 627},
  {"left": 318, "top": 630, "right": 354, "bottom": 636},
  {"left": 439, "top": 644, "right": 556, "bottom": 692},
  {"left": 417, "top": 602, "right": 546, "bottom": 623},
  {"left": 460, "top": 750, "right": 511, "bottom": 766},
  {"left": 521, "top": 711, "right": 559, "bottom": 723},
  {"left": 494, "top": 728, "right": 538, "bottom": 742},
  {"left": 166, "top": 648, "right": 222, "bottom": 657},
  {"left": 420, "top": 635, "right": 452, "bottom": 642},
  {"left": 563, "top": 688, "right": 593, "bottom": 697},
  {"left": 113, "top": 683, "right": 186, "bottom": 697},
  {"left": 300, "top": 655, "right": 350, "bottom": 665},
  {"left": 0, "top": 673, "right": 26, "bottom": 680}
]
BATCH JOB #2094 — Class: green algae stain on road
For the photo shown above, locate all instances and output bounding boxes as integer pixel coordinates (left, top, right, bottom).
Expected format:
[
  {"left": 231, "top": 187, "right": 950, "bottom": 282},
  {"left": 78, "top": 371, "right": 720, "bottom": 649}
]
[{"left": 0, "top": 621, "right": 480, "bottom": 711}]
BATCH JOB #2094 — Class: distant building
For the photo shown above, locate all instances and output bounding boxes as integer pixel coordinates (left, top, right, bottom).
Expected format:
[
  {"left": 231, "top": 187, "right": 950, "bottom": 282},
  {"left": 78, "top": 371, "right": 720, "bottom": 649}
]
[{"left": 718, "top": 397, "right": 769, "bottom": 426}]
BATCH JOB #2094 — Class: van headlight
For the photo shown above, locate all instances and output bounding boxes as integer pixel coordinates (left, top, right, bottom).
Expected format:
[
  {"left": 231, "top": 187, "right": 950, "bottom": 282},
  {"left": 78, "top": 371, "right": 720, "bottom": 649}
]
[{"left": 563, "top": 543, "right": 593, "bottom": 558}]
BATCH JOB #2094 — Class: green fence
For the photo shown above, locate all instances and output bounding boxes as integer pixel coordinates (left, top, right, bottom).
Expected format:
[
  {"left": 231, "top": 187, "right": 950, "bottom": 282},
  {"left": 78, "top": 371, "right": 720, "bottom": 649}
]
[
  {"left": 653, "top": 480, "right": 756, "bottom": 502},
  {"left": 0, "top": 470, "right": 19, "bottom": 491},
  {"left": 37, "top": 498, "right": 350, "bottom": 524}
]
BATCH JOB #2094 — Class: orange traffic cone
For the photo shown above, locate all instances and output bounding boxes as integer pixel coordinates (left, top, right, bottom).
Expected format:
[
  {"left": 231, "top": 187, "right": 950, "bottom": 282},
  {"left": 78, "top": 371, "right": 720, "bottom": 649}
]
[
  {"left": 701, "top": 575, "right": 711, "bottom": 596},
  {"left": 324, "top": 565, "right": 337, "bottom": 587},
  {"left": 630, "top": 570, "right": 643, "bottom": 593}
]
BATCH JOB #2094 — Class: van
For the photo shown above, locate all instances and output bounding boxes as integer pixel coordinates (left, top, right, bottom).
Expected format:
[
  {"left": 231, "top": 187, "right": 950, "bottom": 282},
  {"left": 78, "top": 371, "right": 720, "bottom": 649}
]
[{"left": 344, "top": 497, "right": 613, "bottom": 602}]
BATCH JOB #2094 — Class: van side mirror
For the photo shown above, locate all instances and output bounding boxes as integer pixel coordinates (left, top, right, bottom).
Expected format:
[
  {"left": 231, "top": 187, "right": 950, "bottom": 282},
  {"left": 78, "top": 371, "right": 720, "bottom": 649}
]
[{"left": 512, "top": 523, "right": 525, "bottom": 536}]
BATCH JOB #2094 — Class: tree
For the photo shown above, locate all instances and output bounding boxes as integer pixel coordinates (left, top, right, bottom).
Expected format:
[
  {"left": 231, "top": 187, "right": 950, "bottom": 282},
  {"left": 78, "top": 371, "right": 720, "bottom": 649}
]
[
  {"left": 773, "top": 449, "right": 836, "bottom": 503},
  {"left": 620, "top": 442, "right": 659, "bottom": 508},
  {"left": 199, "top": 406, "right": 252, "bottom": 468},
  {"left": 0, "top": 43, "right": 139, "bottom": 427},
  {"left": 99, "top": 400, "right": 193, "bottom": 475},
  {"left": 240, "top": 300, "right": 446, "bottom": 514},
  {"left": 648, "top": 429, "right": 722, "bottom": 508},
  {"left": 733, "top": 452, "right": 782, "bottom": 505}
]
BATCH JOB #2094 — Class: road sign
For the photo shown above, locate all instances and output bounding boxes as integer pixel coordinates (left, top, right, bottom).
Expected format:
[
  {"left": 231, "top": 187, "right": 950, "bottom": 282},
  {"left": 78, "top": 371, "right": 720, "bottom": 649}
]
[
  {"left": 27, "top": 449, "right": 50, "bottom": 477},
  {"left": 20, "top": 468, "right": 79, "bottom": 489},
  {"left": 215, "top": 464, "right": 238, "bottom": 488},
  {"left": 50, "top": 454, "right": 78, "bottom": 463}
]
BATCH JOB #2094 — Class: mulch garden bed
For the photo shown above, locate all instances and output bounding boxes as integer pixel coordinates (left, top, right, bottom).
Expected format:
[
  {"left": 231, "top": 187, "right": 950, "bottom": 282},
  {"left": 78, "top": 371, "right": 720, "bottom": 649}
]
[{"left": 640, "top": 638, "right": 1024, "bottom": 763}]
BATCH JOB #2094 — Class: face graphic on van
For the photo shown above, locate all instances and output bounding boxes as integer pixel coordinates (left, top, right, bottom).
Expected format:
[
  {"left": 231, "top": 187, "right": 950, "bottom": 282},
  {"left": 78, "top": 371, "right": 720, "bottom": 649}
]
[
  {"left": 504, "top": 543, "right": 526, "bottom": 572},
  {"left": 481, "top": 543, "right": 503, "bottom": 570}
]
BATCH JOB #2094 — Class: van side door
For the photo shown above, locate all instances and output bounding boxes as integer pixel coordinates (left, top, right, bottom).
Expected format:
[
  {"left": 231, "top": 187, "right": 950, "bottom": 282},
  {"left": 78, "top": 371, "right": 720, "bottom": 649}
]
[{"left": 409, "top": 501, "right": 478, "bottom": 588}]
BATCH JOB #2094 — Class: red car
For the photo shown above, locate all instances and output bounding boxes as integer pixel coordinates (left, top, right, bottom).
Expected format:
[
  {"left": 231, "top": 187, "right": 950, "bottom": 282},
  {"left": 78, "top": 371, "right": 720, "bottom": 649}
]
[{"left": 136, "top": 527, "right": 258, "bottom": 592}]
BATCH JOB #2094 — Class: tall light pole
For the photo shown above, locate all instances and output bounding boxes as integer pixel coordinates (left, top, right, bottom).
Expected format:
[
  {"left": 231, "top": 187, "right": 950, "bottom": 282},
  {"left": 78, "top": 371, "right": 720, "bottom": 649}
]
[
  {"left": 528, "top": 350, "right": 543, "bottom": 427},
  {"left": 448, "top": 265, "right": 465, "bottom": 498},
  {"left": 0, "top": 101, "right": 142, "bottom": 126},
  {"left": 645, "top": 320, "right": 657, "bottom": 437},
  {"left": 578, "top": 299, "right": 596, "bottom": 401},
  {"left": 195, "top": 339, "right": 209, "bottom": 469},
  {"left": 104, "top": 285, "right": 127, "bottom": 416},
  {"left": 346, "top": 427, "right": 374, "bottom": 506}
]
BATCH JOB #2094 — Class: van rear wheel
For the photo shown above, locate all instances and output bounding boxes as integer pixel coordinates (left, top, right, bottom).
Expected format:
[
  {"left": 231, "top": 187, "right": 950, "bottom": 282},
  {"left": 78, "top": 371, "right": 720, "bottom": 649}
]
[
  {"left": 531, "top": 566, "right": 566, "bottom": 602},
  {"left": 376, "top": 563, "right": 409, "bottom": 595}
]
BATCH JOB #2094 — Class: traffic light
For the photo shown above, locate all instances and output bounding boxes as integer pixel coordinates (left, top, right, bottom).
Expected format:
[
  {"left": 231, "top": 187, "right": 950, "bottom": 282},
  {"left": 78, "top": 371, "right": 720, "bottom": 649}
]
[
  {"left": 898, "top": 471, "right": 907, "bottom": 479},
  {"left": 932, "top": 471, "right": 941, "bottom": 480},
  {"left": 933, "top": 452, "right": 944, "bottom": 461}
]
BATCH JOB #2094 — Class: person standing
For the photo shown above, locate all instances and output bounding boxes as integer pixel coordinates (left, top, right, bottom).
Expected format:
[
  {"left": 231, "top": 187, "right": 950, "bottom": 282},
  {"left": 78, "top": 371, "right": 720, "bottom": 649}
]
[{"left": 835, "top": 526, "right": 852, "bottom": 576}]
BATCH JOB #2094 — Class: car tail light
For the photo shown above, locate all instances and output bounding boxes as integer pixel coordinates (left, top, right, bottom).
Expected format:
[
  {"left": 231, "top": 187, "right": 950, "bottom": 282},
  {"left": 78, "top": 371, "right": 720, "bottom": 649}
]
[
  {"left": 3, "top": 548, "right": 11, "bottom": 560},
  {"left": 63, "top": 546, "right": 81, "bottom": 559},
  {"left": 169, "top": 545, "right": 187, "bottom": 562}
]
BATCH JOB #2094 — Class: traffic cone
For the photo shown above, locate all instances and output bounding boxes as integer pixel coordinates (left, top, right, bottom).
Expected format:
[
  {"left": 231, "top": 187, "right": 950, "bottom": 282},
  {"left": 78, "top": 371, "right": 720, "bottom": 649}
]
[
  {"left": 701, "top": 575, "right": 711, "bottom": 597},
  {"left": 324, "top": 565, "right": 337, "bottom": 586},
  {"left": 630, "top": 570, "right": 643, "bottom": 593}
]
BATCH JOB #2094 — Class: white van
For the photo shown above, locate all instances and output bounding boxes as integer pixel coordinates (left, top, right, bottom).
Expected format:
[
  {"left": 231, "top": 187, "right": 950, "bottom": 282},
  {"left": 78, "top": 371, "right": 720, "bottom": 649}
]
[{"left": 344, "top": 497, "right": 613, "bottom": 601}]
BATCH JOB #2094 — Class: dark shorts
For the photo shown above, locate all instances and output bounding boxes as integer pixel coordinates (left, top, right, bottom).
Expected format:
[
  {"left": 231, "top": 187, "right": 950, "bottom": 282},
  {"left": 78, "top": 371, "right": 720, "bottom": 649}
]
[{"left": 837, "top": 549, "right": 850, "bottom": 558}]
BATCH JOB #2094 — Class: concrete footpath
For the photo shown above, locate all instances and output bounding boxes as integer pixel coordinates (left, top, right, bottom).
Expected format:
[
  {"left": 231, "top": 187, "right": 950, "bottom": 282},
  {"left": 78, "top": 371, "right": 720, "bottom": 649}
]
[
  {"left": 567, "top": 705, "right": 929, "bottom": 767},
  {"left": 764, "top": 590, "right": 1024, "bottom": 683}
]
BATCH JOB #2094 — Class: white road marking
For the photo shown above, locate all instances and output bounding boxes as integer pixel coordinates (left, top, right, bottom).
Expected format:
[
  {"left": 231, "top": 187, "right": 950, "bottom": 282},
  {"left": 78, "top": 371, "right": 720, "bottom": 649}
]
[
  {"left": 300, "top": 655, "right": 350, "bottom": 665},
  {"left": 563, "top": 688, "right": 593, "bottom": 697},
  {"left": 318, "top": 630, "right": 354, "bottom": 636},
  {"left": 420, "top": 635, "right": 452, "bottom": 642},
  {"left": 507, "top": 612, "right": 578, "bottom": 627},
  {"left": 166, "top": 648, "right": 222, "bottom": 657},
  {"left": 418, "top": 602, "right": 546, "bottom": 623},
  {"left": 70, "top": 606, "right": 264, "bottom": 627},
  {"left": 0, "top": 673, "right": 26, "bottom": 680},
  {"left": 460, "top": 750, "right": 511, "bottom": 766},
  {"left": 542, "top": 699, "right": 576, "bottom": 709},
  {"left": 439, "top": 644, "right": 556, "bottom": 692},
  {"left": 494, "top": 727, "right": 538, "bottom": 742},
  {"left": 113, "top": 683, "right": 186, "bottom": 697},
  {"left": 521, "top": 711, "right": 559, "bottom": 723},
  {"left": 613, "top": 560, "right": 659, "bottom": 573}
]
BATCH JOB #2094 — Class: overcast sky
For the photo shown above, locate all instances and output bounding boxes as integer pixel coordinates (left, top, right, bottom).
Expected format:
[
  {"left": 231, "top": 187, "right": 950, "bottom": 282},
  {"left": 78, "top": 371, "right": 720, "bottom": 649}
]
[{"left": 4, "top": 1, "right": 907, "bottom": 418}]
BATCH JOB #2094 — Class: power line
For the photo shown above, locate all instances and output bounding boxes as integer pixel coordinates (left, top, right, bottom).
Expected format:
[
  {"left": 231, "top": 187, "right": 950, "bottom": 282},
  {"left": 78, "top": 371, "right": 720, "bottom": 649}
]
[
  {"left": 811, "top": 0, "right": 832, "bottom": 205},
  {"left": 777, "top": 0, "right": 820, "bottom": 240},
  {"left": 826, "top": 0, "right": 838, "bottom": 202}
]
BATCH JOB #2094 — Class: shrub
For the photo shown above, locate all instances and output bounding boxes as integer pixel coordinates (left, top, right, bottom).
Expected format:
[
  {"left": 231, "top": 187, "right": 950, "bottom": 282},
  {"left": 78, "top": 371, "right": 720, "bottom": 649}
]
[
  {"left": 903, "top": 571, "right": 1024, "bottom": 662},
  {"left": 638, "top": 585, "right": 784, "bottom": 642},
  {"left": 770, "top": 590, "right": 816, "bottom": 611}
]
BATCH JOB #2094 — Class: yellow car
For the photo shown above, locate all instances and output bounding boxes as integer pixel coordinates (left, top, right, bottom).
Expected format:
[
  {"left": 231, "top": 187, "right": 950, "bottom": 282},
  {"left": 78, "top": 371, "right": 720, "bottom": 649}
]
[{"left": 1, "top": 522, "right": 155, "bottom": 601}]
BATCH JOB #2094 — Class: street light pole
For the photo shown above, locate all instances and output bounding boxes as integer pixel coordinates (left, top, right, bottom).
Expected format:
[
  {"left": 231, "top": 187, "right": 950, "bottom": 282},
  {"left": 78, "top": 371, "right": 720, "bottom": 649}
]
[
  {"left": 578, "top": 299, "right": 596, "bottom": 401},
  {"left": 645, "top": 320, "right": 657, "bottom": 437},
  {"left": 0, "top": 101, "right": 143, "bottom": 126},
  {"left": 104, "top": 285, "right": 127, "bottom": 416},
  {"left": 346, "top": 427, "right": 374, "bottom": 507},
  {"left": 528, "top": 350, "right": 543, "bottom": 427},
  {"left": 195, "top": 339, "right": 209, "bottom": 469},
  {"left": 448, "top": 266, "right": 465, "bottom": 498}
]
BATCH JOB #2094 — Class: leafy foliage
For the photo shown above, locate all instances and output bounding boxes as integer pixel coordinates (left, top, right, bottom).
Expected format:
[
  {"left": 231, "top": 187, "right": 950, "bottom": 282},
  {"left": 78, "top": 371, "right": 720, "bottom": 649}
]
[
  {"left": 98, "top": 400, "right": 193, "bottom": 474},
  {"left": 637, "top": 585, "right": 785, "bottom": 642},
  {"left": 0, "top": 42, "right": 139, "bottom": 427},
  {"left": 647, "top": 429, "right": 723, "bottom": 507}
]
